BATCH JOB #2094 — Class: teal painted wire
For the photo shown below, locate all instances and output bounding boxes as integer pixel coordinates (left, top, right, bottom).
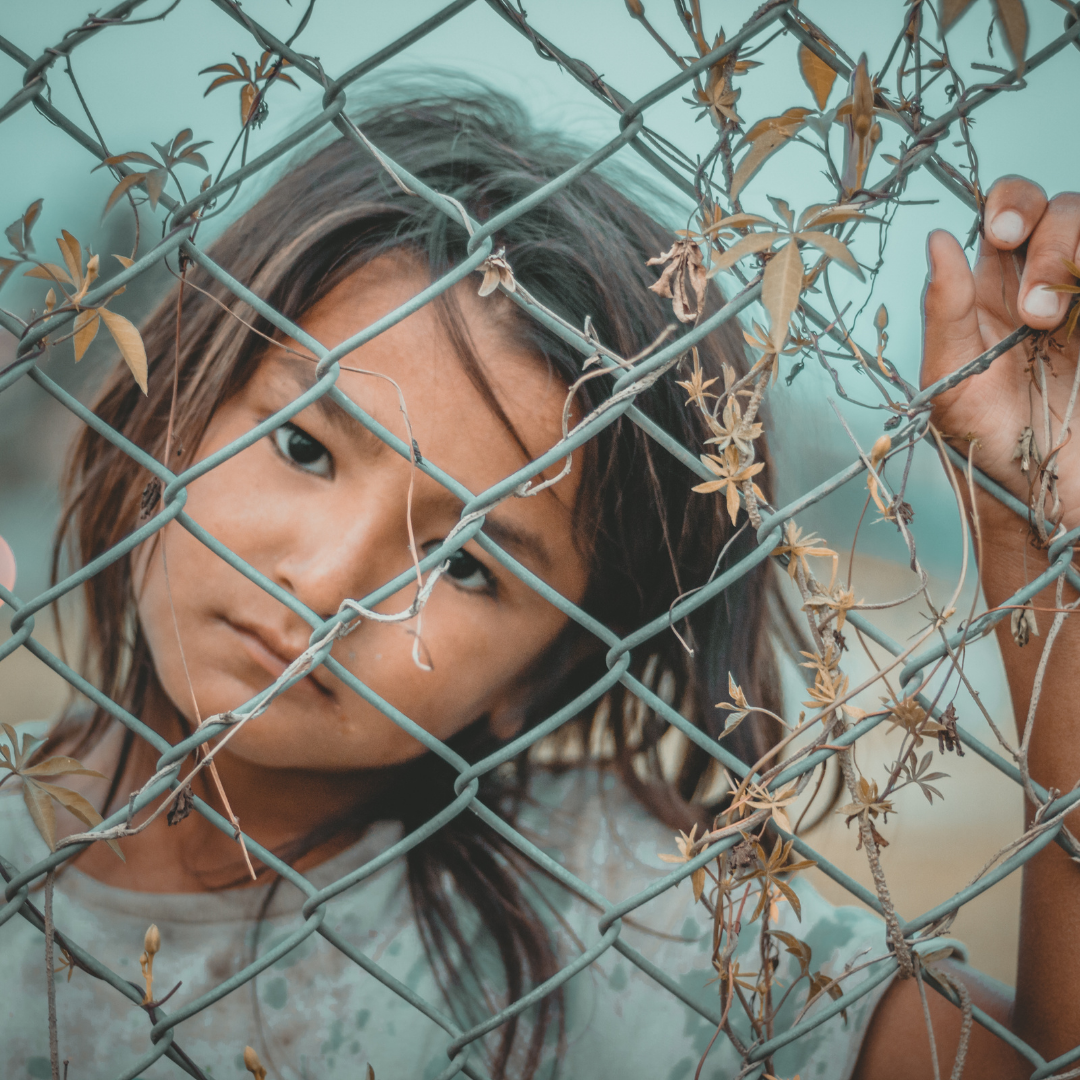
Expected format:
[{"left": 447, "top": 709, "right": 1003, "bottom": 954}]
[{"left": 0, "top": 4, "right": 1075, "bottom": 1075}]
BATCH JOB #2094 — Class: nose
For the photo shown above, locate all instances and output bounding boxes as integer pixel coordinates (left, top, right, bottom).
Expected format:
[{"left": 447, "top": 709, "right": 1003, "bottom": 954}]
[{"left": 268, "top": 479, "right": 415, "bottom": 625}]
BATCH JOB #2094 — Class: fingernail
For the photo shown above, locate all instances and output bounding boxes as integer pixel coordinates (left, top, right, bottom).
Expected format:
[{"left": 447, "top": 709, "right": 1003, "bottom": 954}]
[
  {"left": 989, "top": 210, "right": 1025, "bottom": 245},
  {"left": 1022, "top": 285, "right": 1062, "bottom": 321}
]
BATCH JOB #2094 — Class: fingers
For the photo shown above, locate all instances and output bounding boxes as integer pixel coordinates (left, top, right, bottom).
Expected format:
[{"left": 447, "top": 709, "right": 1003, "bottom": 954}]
[
  {"left": 978, "top": 177, "right": 1080, "bottom": 329},
  {"left": 1016, "top": 193, "right": 1080, "bottom": 327},
  {"left": 920, "top": 229, "right": 982, "bottom": 391},
  {"left": 983, "top": 176, "right": 1048, "bottom": 250}
]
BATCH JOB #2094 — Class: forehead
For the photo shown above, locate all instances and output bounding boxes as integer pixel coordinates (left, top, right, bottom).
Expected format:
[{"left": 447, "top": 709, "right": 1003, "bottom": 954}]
[{"left": 257, "top": 254, "right": 577, "bottom": 508}]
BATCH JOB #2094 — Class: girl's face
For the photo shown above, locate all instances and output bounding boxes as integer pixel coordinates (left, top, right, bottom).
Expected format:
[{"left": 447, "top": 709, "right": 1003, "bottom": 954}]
[{"left": 135, "top": 255, "right": 588, "bottom": 771}]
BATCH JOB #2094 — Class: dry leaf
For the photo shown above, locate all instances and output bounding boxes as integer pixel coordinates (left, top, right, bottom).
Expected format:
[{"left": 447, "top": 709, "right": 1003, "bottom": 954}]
[
  {"left": 710, "top": 230, "right": 780, "bottom": 274},
  {"left": 939, "top": 0, "right": 979, "bottom": 31},
  {"left": 839, "top": 56, "right": 881, "bottom": 194},
  {"left": 73, "top": 309, "right": 100, "bottom": 361},
  {"left": 99, "top": 307, "right": 148, "bottom": 393},
  {"left": 1010, "top": 604, "right": 1038, "bottom": 646},
  {"left": 761, "top": 241, "right": 804, "bottom": 352},
  {"left": 795, "top": 230, "right": 864, "bottom": 279},
  {"left": 994, "top": 0, "right": 1029, "bottom": 69},
  {"left": 22, "top": 779, "right": 57, "bottom": 850},
  {"left": 798, "top": 41, "right": 838, "bottom": 109},
  {"left": 476, "top": 251, "right": 516, "bottom": 297},
  {"left": 731, "top": 129, "right": 789, "bottom": 202},
  {"left": 648, "top": 238, "right": 707, "bottom": 323}
]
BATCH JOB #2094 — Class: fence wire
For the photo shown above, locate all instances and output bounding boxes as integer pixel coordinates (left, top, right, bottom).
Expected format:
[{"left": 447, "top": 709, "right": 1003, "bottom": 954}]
[{"left": 1, "top": 1, "right": 1079, "bottom": 1078}]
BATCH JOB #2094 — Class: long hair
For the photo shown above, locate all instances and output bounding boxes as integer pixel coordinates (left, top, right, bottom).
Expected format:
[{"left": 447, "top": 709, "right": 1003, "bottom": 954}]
[{"left": 45, "top": 88, "right": 787, "bottom": 1078}]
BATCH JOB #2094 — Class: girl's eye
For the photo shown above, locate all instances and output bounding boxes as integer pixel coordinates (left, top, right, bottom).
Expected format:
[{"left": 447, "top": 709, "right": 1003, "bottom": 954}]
[
  {"left": 271, "top": 423, "right": 333, "bottom": 478},
  {"left": 424, "top": 541, "right": 494, "bottom": 593}
]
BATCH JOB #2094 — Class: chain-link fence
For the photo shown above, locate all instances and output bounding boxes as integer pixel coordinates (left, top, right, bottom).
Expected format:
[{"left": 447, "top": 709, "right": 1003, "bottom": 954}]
[{"left": 2, "top": 1, "right": 1079, "bottom": 1078}]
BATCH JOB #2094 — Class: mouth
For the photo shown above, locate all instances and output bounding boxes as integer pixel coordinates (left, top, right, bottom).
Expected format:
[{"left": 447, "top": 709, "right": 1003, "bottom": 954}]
[{"left": 224, "top": 619, "right": 336, "bottom": 700}]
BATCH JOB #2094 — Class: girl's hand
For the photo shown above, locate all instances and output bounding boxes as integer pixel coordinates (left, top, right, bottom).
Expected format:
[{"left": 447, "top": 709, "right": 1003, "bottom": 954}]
[{"left": 920, "top": 178, "right": 1080, "bottom": 536}]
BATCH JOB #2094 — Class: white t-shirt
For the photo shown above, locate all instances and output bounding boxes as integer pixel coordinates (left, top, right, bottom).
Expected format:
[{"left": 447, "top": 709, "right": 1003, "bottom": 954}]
[{"left": 0, "top": 764, "right": 943, "bottom": 1080}]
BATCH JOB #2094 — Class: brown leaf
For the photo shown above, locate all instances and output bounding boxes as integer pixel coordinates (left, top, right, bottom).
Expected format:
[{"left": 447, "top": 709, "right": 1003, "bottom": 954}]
[
  {"left": 241, "top": 83, "right": 257, "bottom": 126},
  {"left": 840, "top": 56, "right": 881, "bottom": 193},
  {"left": 739, "top": 107, "right": 812, "bottom": 146},
  {"left": 5, "top": 198, "right": 43, "bottom": 254},
  {"left": 761, "top": 241, "right": 804, "bottom": 352},
  {"left": 203, "top": 73, "right": 245, "bottom": 94},
  {"left": 24, "top": 262, "right": 73, "bottom": 285},
  {"left": 103, "top": 172, "right": 148, "bottom": 220},
  {"left": 691, "top": 866, "right": 706, "bottom": 902},
  {"left": 58, "top": 231, "right": 83, "bottom": 288},
  {"left": 22, "top": 778, "right": 57, "bottom": 850},
  {"left": 710, "top": 231, "right": 780, "bottom": 273},
  {"left": 0, "top": 257, "right": 18, "bottom": 291},
  {"left": 939, "top": 0, "right": 979, "bottom": 31},
  {"left": 796, "top": 230, "right": 864, "bottom": 279},
  {"left": 144, "top": 170, "right": 167, "bottom": 211},
  {"left": 100, "top": 308, "right": 148, "bottom": 393},
  {"left": 647, "top": 239, "right": 707, "bottom": 323},
  {"left": 167, "top": 784, "right": 194, "bottom": 826},
  {"left": 32, "top": 779, "right": 124, "bottom": 860},
  {"left": 73, "top": 309, "right": 100, "bottom": 362},
  {"left": 994, "top": 0, "right": 1028, "bottom": 69},
  {"left": 798, "top": 42, "right": 838, "bottom": 110},
  {"left": 22, "top": 756, "right": 105, "bottom": 779},
  {"left": 731, "top": 128, "right": 794, "bottom": 202},
  {"left": 799, "top": 204, "right": 866, "bottom": 229},
  {"left": 32, "top": 780, "right": 103, "bottom": 829}
]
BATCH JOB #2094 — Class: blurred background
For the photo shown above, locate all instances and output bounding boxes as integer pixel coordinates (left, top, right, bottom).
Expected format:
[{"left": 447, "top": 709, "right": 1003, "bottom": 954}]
[{"left": 2, "top": 0, "right": 1078, "bottom": 986}]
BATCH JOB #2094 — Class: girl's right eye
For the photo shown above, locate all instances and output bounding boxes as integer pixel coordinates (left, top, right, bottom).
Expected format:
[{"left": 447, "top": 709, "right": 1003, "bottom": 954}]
[{"left": 270, "top": 423, "right": 333, "bottom": 478}]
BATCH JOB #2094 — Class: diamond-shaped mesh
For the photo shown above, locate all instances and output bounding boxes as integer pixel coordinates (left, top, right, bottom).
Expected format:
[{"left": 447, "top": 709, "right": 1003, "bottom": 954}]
[{"left": 2, "top": 3, "right": 1079, "bottom": 1079}]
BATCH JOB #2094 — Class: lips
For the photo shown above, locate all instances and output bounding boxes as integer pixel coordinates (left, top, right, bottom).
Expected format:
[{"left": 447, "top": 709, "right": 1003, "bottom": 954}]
[{"left": 224, "top": 619, "right": 336, "bottom": 698}]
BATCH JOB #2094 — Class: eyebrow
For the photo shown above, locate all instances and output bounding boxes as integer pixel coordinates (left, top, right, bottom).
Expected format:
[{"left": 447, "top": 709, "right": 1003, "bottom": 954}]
[
  {"left": 480, "top": 515, "right": 554, "bottom": 575},
  {"left": 273, "top": 360, "right": 555, "bottom": 574},
  {"left": 276, "top": 360, "right": 392, "bottom": 449}
]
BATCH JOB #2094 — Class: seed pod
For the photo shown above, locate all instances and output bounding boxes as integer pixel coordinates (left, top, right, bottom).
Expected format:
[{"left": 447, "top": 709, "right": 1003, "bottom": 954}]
[
  {"left": 624, "top": 0, "right": 645, "bottom": 16},
  {"left": 243, "top": 1046, "right": 267, "bottom": 1080},
  {"left": 143, "top": 924, "right": 161, "bottom": 957},
  {"left": 870, "top": 435, "right": 891, "bottom": 468}
]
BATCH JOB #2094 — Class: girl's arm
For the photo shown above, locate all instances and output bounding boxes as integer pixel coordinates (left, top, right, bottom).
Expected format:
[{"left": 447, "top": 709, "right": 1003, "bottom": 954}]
[{"left": 855, "top": 178, "right": 1080, "bottom": 1078}]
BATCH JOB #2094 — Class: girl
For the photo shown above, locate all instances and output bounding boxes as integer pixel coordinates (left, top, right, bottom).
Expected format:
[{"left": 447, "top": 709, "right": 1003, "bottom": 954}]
[{"left": 1, "top": 90, "right": 1078, "bottom": 1080}]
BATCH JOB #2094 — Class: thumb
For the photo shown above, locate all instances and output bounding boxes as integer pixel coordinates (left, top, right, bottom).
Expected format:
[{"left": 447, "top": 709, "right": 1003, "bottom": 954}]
[{"left": 920, "top": 229, "right": 983, "bottom": 394}]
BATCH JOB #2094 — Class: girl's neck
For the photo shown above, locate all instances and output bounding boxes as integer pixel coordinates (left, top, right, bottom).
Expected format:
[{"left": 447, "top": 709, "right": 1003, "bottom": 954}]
[{"left": 60, "top": 685, "right": 386, "bottom": 893}]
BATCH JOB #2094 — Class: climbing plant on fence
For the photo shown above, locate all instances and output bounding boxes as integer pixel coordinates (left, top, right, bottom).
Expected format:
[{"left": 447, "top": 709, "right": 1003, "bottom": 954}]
[{"left": 1, "top": 0, "right": 1080, "bottom": 1078}]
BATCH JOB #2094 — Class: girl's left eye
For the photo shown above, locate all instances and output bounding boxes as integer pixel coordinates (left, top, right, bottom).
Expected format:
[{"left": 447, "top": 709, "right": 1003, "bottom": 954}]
[
  {"left": 424, "top": 541, "right": 494, "bottom": 593},
  {"left": 270, "top": 423, "right": 333, "bottom": 478}
]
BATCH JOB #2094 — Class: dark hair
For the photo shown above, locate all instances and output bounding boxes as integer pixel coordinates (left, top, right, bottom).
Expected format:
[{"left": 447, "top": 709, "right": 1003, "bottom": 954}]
[{"left": 47, "top": 88, "right": 786, "bottom": 1078}]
